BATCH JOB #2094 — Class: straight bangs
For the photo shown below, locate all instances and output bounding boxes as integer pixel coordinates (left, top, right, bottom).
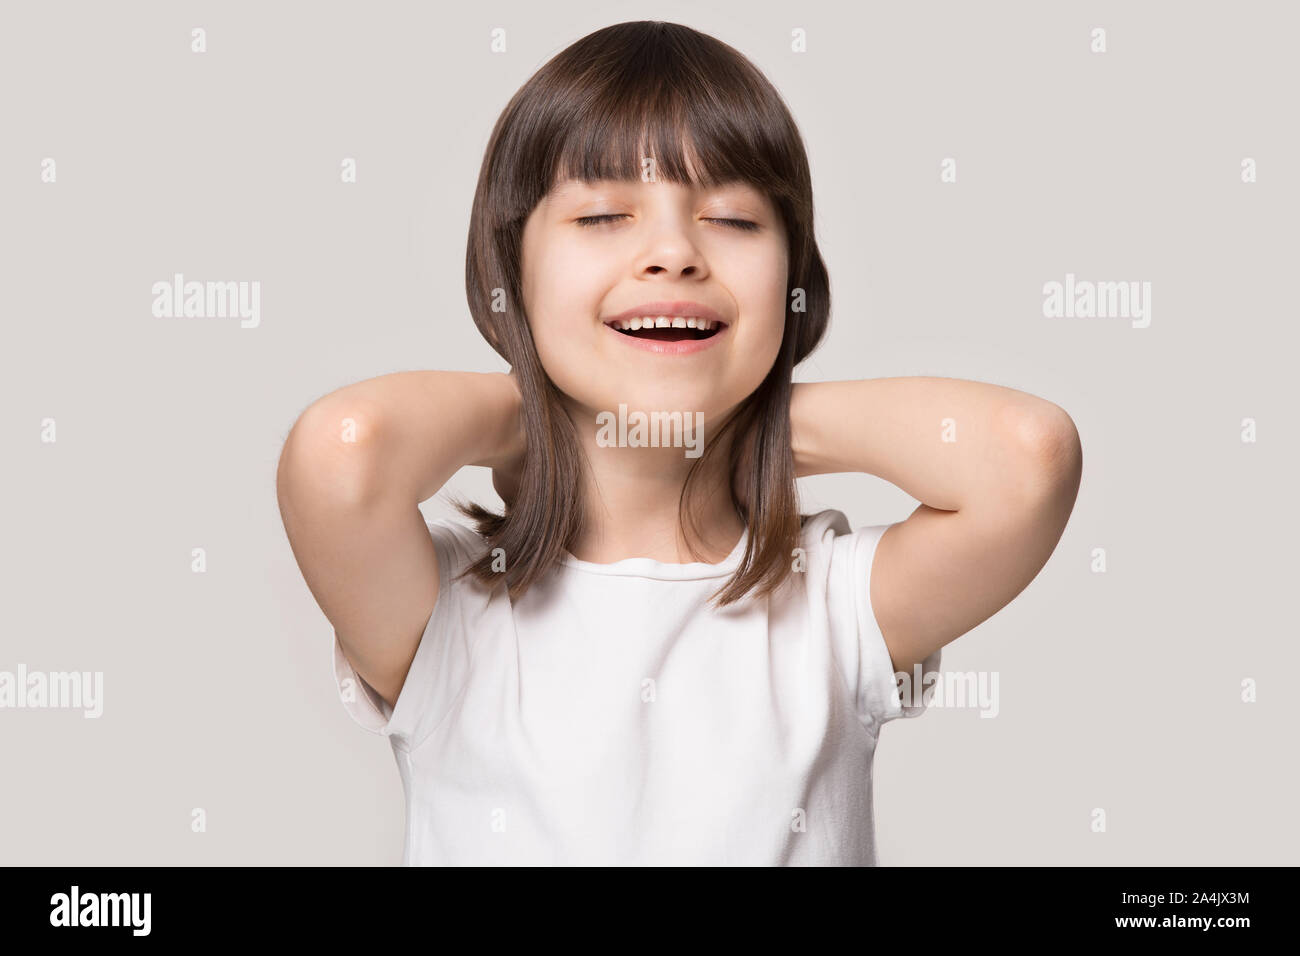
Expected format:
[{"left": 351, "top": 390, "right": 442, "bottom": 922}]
[
  {"left": 488, "top": 20, "right": 812, "bottom": 275},
  {"left": 537, "top": 71, "right": 796, "bottom": 210}
]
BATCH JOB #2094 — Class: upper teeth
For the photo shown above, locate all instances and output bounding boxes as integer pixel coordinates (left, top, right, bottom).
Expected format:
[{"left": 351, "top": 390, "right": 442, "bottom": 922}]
[{"left": 611, "top": 316, "right": 719, "bottom": 331}]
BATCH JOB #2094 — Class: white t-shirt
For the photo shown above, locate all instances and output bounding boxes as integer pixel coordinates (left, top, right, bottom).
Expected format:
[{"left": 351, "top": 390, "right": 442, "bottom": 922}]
[{"left": 332, "top": 507, "right": 941, "bottom": 865}]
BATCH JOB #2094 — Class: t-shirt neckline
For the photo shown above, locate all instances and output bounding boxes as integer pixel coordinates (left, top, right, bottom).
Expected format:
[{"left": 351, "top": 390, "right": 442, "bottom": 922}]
[{"left": 561, "top": 526, "right": 749, "bottom": 580}]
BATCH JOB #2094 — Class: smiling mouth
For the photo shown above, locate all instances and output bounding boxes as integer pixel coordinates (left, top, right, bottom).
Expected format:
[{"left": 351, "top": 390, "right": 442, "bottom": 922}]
[{"left": 605, "top": 318, "right": 726, "bottom": 342}]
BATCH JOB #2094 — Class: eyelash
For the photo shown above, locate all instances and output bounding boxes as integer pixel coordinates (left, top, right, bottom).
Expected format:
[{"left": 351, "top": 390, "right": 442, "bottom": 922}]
[{"left": 575, "top": 214, "right": 759, "bottom": 232}]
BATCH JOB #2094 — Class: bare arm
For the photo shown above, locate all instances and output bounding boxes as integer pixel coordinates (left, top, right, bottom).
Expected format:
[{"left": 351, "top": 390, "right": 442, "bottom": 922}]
[
  {"left": 791, "top": 377, "right": 1082, "bottom": 675},
  {"left": 276, "top": 370, "right": 524, "bottom": 709}
]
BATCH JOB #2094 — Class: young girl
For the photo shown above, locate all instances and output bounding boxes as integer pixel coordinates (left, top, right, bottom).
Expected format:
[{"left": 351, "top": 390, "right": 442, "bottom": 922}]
[{"left": 277, "top": 20, "right": 1081, "bottom": 865}]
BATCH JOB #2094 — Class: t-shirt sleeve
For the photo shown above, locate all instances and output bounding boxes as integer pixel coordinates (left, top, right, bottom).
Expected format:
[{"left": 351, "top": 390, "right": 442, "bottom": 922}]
[
  {"left": 331, "top": 518, "right": 475, "bottom": 752},
  {"left": 832, "top": 521, "right": 943, "bottom": 736}
]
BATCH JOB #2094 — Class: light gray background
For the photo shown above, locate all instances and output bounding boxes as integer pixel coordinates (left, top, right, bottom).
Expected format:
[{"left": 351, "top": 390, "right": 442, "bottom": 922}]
[{"left": 2, "top": 0, "right": 1296, "bottom": 865}]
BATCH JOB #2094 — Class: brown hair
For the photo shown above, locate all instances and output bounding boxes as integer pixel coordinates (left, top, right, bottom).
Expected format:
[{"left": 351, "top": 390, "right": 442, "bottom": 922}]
[{"left": 450, "top": 19, "right": 830, "bottom": 607}]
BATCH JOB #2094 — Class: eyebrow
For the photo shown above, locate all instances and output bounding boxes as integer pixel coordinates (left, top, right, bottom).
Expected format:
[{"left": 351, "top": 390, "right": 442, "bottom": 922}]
[
  {"left": 541, "top": 179, "right": 592, "bottom": 206},
  {"left": 548, "top": 176, "right": 629, "bottom": 196},
  {"left": 546, "top": 176, "right": 763, "bottom": 204}
]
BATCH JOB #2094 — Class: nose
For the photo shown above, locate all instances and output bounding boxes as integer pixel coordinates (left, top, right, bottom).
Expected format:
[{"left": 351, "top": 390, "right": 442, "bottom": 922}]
[
  {"left": 645, "top": 261, "right": 699, "bottom": 277},
  {"left": 636, "top": 216, "right": 707, "bottom": 279}
]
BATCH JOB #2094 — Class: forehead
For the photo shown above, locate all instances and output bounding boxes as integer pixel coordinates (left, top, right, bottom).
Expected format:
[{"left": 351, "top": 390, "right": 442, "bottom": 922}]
[{"left": 545, "top": 175, "right": 767, "bottom": 202}]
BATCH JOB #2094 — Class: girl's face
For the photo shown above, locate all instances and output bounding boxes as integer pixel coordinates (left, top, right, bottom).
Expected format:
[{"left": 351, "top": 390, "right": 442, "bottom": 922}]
[{"left": 519, "top": 166, "right": 789, "bottom": 431}]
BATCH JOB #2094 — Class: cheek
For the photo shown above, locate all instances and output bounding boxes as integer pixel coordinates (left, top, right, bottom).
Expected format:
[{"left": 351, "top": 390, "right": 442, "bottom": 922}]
[
  {"left": 729, "top": 244, "right": 788, "bottom": 371},
  {"left": 736, "top": 245, "right": 788, "bottom": 326},
  {"left": 522, "top": 239, "right": 565, "bottom": 327},
  {"left": 528, "top": 245, "right": 601, "bottom": 337},
  {"left": 520, "top": 242, "right": 605, "bottom": 387}
]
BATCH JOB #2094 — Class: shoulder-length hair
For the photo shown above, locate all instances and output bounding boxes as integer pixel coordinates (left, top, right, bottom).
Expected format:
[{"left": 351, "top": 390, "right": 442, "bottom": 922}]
[{"left": 452, "top": 19, "right": 830, "bottom": 608}]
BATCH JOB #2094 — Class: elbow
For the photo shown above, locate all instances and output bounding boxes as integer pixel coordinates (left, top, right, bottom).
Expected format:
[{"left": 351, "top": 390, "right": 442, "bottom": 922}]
[
  {"left": 278, "top": 396, "right": 389, "bottom": 512},
  {"left": 997, "top": 402, "right": 1083, "bottom": 505}
]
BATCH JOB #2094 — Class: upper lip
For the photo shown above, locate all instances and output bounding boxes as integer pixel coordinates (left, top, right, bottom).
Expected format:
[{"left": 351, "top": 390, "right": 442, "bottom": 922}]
[{"left": 603, "top": 301, "right": 729, "bottom": 328}]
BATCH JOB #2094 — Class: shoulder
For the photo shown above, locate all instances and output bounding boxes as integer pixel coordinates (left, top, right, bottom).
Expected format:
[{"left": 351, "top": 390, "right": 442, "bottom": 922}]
[
  {"left": 793, "top": 509, "right": 870, "bottom": 587},
  {"left": 798, "top": 509, "right": 888, "bottom": 565},
  {"left": 797, "top": 509, "right": 900, "bottom": 616},
  {"left": 427, "top": 516, "right": 489, "bottom": 561},
  {"left": 798, "top": 509, "right": 849, "bottom": 547}
]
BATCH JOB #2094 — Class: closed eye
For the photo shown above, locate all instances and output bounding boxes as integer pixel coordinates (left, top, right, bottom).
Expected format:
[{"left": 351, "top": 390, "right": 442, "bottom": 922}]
[
  {"left": 574, "top": 214, "right": 628, "bottom": 227},
  {"left": 575, "top": 214, "right": 760, "bottom": 232}
]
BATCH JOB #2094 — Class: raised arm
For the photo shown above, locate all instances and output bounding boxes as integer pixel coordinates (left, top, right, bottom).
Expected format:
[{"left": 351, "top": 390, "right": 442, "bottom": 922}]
[
  {"left": 791, "top": 377, "right": 1082, "bottom": 676},
  {"left": 276, "top": 370, "right": 524, "bottom": 710}
]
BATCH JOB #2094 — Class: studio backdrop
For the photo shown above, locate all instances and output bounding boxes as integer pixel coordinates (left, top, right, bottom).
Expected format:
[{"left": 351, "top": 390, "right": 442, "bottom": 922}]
[{"left": 2, "top": 0, "right": 1296, "bottom": 865}]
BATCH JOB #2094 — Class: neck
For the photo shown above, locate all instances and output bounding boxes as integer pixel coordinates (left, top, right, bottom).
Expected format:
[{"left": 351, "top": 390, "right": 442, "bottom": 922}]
[{"left": 559, "top": 396, "right": 745, "bottom": 564}]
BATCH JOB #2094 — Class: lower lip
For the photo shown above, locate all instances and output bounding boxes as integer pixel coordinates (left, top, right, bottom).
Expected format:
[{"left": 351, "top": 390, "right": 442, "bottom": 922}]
[{"left": 603, "top": 322, "right": 730, "bottom": 355}]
